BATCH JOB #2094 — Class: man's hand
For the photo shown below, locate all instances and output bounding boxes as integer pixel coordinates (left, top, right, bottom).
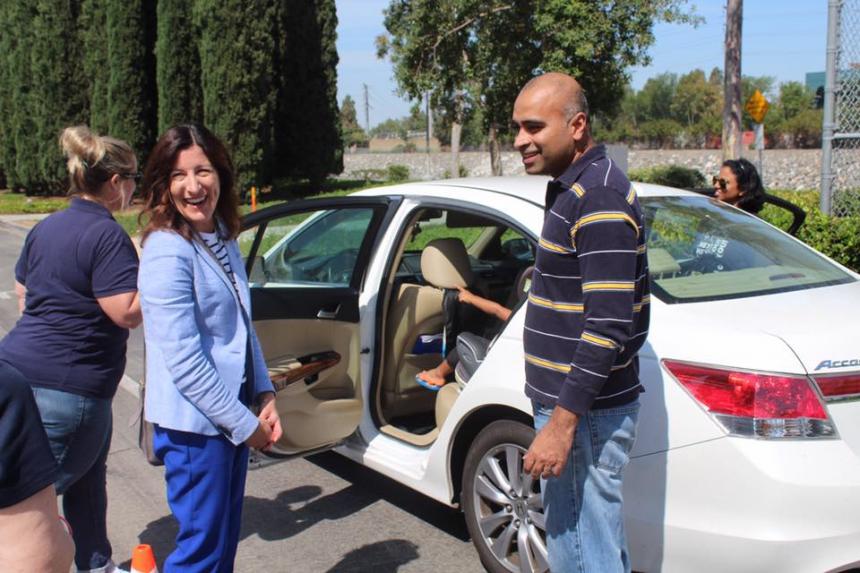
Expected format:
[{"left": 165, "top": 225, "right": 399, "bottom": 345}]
[
  {"left": 257, "top": 392, "right": 283, "bottom": 448},
  {"left": 523, "top": 406, "right": 579, "bottom": 479}
]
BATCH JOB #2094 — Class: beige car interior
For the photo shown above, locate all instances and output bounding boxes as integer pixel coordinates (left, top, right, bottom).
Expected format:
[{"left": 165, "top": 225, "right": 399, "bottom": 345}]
[
  {"left": 255, "top": 318, "right": 363, "bottom": 454},
  {"left": 377, "top": 209, "right": 534, "bottom": 446},
  {"left": 249, "top": 205, "right": 533, "bottom": 452}
]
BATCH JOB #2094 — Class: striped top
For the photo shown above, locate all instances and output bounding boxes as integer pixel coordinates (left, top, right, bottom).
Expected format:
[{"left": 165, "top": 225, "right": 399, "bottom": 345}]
[
  {"left": 199, "top": 231, "right": 239, "bottom": 294},
  {"left": 524, "top": 144, "right": 650, "bottom": 415}
]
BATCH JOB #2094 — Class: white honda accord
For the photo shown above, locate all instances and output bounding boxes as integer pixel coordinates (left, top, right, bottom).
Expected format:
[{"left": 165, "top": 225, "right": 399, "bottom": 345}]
[{"left": 238, "top": 177, "right": 860, "bottom": 573}]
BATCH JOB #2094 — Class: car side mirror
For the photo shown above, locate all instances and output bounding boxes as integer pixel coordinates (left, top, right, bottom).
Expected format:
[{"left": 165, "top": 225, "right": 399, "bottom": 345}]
[{"left": 501, "top": 238, "right": 533, "bottom": 261}]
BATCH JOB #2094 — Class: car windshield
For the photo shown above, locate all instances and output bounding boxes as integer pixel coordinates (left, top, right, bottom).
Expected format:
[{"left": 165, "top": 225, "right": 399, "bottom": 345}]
[{"left": 643, "top": 196, "right": 855, "bottom": 303}]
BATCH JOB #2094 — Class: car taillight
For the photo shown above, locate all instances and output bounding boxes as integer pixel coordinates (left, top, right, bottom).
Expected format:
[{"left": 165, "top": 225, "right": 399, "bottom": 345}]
[
  {"left": 662, "top": 360, "right": 836, "bottom": 439},
  {"left": 813, "top": 372, "right": 860, "bottom": 402}
]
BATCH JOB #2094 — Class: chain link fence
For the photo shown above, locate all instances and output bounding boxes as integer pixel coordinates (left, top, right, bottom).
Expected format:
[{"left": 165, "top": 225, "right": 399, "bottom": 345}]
[{"left": 822, "top": 0, "right": 860, "bottom": 216}]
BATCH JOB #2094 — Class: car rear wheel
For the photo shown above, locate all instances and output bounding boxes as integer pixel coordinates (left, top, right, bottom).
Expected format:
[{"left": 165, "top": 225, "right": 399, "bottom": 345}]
[{"left": 462, "top": 420, "right": 548, "bottom": 573}]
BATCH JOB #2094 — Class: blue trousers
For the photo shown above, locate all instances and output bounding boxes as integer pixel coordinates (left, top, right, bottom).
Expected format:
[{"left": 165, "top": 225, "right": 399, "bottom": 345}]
[
  {"left": 153, "top": 426, "right": 249, "bottom": 573},
  {"left": 533, "top": 400, "right": 640, "bottom": 573},
  {"left": 32, "top": 386, "right": 114, "bottom": 571}
]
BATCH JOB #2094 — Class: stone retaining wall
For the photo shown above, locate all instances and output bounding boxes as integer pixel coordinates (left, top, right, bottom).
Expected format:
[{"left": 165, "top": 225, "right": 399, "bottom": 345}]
[{"left": 342, "top": 148, "right": 824, "bottom": 190}]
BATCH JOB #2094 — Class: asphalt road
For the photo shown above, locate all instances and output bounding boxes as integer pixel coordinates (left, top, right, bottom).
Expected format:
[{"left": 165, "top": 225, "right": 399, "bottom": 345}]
[{"left": 0, "top": 222, "right": 483, "bottom": 573}]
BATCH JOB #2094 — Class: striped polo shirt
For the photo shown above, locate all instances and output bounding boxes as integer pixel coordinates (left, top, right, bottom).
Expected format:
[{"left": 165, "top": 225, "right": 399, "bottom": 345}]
[{"left": 523, "top": 144, "right": 650, "bottom": 415}]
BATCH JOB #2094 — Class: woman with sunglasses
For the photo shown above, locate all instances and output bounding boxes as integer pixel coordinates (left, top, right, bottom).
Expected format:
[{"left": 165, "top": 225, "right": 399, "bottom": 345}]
[
  {"left": 713, "top": 158, "right": 766, "bottom": 214},
  {"left": 0, "top": 125, "right": 142, "bottom": 572}
]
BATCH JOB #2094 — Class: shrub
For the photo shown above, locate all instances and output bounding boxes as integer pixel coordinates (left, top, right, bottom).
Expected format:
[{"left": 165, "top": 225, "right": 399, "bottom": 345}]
[
  {"left": 629, "top": 165, "right": 706, "bottom": 189},
  {"left": 442, "top": 164, "right": 469, "bottom": 179},
  {"left": 386, "top": 164, "right": 409, "bottom": 182},
  {"left": 760, "top": 190, "right": 860, "bottom": 273}
]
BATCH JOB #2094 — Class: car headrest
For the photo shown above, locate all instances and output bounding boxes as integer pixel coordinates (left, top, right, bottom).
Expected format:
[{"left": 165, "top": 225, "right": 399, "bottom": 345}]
[{"left": 420, "top": 238, "right": 474, "bottom": 289}]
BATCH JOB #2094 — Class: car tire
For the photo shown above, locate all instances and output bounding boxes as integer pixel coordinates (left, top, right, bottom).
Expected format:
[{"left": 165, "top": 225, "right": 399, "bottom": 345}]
[{"left": 462, "top": 420, "right": 548, "bottom": 573}]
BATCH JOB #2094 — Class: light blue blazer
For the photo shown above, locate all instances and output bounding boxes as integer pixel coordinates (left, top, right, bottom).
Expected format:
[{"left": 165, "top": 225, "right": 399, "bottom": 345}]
[{"left": 138, "top": 229, "right": 273, "bottom": 446}]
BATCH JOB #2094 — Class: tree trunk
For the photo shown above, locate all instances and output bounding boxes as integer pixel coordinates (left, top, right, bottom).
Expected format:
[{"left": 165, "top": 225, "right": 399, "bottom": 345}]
[
  {"left": 489, "top": 124, "right": 502, "bottom": 176},
  {"left": 722, "top": 0, "right": 743, "bottom": 161},
  {"left": 450, "top": 121, "right": 462, "bottom": 177}
]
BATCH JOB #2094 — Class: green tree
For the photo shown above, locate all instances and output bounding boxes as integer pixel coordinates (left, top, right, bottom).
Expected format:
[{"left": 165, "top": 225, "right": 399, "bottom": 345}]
[
  {"left": 635, "top": 73, "right": 678, "bottom": 123},
  {"left": 2, "top": 4, "right": 41, "bottom": 189},
  {"left": 156, "top": 0, "right": 203, "bottom": 135},
  {"left": 776, "top": 81, "right": 812, "bottom": 121},
  {"left": 105, "top": 0, "right": 157, "bottom": 160},
  {"left": 370, "top": 117, "right": 409, "bottom": 141},
  {"left": 30, "top": 0, "right": 88, "bottom": 190},
  {"left": 80, "top": 0, "right": 110, "bottom": 133},
  {"left": 195, "top": 0, "right": 280, "bottom": 190},
  {"left": 276, "top": 0, "right": 343, "bottom": 185},
  {"left": 341, "top": 95, "right": 368, "bottom": 148},
  {"left": 671, "top": 69, "right": 721, "bottom": 143},
  {"left": 377, "top": 0, "right": 697, "bottom": 174},
  {"left": 0, "top": 2, "right": 16, "bottom": 187}
]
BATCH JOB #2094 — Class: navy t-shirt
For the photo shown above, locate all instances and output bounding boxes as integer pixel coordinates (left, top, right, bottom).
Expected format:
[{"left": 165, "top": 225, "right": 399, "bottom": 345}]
[
  {"left": 0, "top": 361, "right": 58, "bottom": 508},
  {"left": 0, "top": 198, "right": 139, "bottom": 399}
]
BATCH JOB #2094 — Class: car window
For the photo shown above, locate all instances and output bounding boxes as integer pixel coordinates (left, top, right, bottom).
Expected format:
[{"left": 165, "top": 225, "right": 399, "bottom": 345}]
[
  {"left": 404, "top": 211, "right": 485, "bottom": 252},
  {"left": 644, "top": 196, "right": 855, "bottom": 303},
  {"left": 244, "top": 207, "right": 376, "bottom": 287}
]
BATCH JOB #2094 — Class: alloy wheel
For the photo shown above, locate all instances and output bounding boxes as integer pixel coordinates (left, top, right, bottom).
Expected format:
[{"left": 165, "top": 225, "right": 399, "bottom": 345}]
[{"left": 470, "top": 443, "right": 548, "bottom": 573}]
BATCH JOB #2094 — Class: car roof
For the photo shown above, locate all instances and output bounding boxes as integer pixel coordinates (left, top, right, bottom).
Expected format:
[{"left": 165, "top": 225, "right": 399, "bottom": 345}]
[{"left": 353, "top": 176, "right": 701, "bottom": 207}]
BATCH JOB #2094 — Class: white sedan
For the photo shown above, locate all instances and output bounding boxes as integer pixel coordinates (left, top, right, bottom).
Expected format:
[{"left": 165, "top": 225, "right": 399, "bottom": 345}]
[{"left": 239, "top": 177, "right": 860, "bottom": 573}]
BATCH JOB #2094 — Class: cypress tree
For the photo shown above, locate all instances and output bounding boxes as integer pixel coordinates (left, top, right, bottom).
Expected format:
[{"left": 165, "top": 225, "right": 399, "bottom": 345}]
[
  {"left": 105, "top": 0, "right": 157, "bottom": 159},
  {"left": 195, "top": 0, "right": 280, "bottom": 190},
  {"left": 80, "top": 0, "right": 110, "bottom": 133},
  {"left": 0, "top": 3, "right": 14, "bottom": 188},
  {"left": 31, "top": 0, "right": 88, "bottom": 191},
  {"left": 276, "top": 0, "right": 343, "bottom": 186},
  {"left": 4, "top": 4, "right": 40, "bottom": 190},
  {"left": 156, "top": 0, "right": 203, "bottom": 135}
]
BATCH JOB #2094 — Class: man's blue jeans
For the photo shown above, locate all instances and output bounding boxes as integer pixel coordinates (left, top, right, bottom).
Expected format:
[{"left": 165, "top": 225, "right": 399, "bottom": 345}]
[
  {"left": 533, "top": 400, "right": 640, "bottom": 573},
  {"left": 32, "top": 386, "right": 114, "bottom": 571}
]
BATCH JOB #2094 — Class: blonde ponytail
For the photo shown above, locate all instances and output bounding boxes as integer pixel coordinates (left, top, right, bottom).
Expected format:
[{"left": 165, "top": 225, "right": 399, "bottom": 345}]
[{"left": 59, "top": 126, "right": 136, "bottom": 196}]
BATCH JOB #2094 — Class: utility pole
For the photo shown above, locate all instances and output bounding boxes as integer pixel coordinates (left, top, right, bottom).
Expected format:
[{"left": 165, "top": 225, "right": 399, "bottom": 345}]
[
  {"left": 820, "top": 0, "right": 841, "bottom": 215},
  {"left": 363, "top": 84, "right": 371, "bottom": 134},
  {"left": 425, "top": 91, "right": 431, "bottom": 152},
  {"left": 722, "top": 0, "right": 743, "bottom": 161}
]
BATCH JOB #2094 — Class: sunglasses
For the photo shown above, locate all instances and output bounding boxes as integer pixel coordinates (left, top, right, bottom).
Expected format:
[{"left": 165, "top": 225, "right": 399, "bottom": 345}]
[
  {"left": 712, "top": 176, "right": 728, "bottom": 191},
  {"left": 120, "top": 172, "right": 143, "bottom": 182}
]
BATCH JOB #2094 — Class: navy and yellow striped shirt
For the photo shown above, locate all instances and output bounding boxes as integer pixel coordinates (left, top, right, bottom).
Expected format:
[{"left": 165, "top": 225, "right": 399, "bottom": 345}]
[{"left": 524, "top": 144, "right": 650, "bottom": 415}]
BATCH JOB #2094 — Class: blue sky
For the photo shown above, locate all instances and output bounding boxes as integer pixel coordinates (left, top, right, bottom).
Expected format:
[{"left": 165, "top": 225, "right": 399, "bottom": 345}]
[{"left": 335, "top": 0, "right": 827, "bottom": 128}]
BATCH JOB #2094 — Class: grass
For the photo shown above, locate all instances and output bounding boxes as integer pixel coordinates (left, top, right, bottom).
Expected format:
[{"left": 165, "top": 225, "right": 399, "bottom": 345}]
[
  {"left": 0, "top": 191, "right": 69, "bottom": 214},
  {"left": 1, "top": 178, "right": 386, "bottom": 237}
]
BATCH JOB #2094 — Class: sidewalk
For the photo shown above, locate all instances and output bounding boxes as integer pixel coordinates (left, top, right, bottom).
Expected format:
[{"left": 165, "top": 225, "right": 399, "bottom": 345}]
[{"left": 0, "top": 212, "right": 50, "bottom": 232}]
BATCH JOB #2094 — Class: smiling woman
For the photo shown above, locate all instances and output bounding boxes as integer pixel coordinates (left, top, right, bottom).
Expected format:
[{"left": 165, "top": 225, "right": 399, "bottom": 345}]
[{"left": 138, "top": 124, "right": 283, "bottom": 571}]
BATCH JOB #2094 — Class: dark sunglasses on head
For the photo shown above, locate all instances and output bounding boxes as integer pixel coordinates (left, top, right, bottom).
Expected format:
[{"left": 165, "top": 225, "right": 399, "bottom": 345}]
[
  {"left": 712, "top": 176, "right": 728, "bottom": 191},
  {"left": 120, "top": 172, "right": 142, "bottom": 182}
]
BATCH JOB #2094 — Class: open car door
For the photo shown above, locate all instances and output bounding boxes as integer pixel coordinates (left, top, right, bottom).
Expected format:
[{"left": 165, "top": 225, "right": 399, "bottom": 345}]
[{"left": 240, "top": 196, "right": 399, "bottom": 457}]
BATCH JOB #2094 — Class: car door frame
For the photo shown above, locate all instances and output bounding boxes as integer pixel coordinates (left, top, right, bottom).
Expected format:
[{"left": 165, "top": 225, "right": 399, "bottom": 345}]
[{"left": 240, "top": 195, "right": 403, "bottom": 460}]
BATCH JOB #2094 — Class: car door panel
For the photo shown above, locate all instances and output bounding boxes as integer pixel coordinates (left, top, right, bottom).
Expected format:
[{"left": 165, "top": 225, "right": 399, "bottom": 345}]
[{"left": 240, "top": 196, "right": 399, "bottom": 455}]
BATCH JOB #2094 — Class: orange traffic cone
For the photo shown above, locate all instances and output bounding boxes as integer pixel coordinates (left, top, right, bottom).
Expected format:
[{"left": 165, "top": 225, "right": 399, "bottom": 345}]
[{"left": 130, "top": 544, "right": 158, "bottom": 573}]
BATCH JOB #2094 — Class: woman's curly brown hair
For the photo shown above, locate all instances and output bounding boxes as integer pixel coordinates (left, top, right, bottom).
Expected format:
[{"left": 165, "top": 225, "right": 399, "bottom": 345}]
[{"left": 140, "top": 124, "right": 240, "bottom": 244}]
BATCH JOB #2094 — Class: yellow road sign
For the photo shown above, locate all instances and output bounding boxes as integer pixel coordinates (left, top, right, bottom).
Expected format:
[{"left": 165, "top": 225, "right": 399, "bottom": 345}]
[{"left": 745, "top": 89, "right": 770, "bottom": 124}]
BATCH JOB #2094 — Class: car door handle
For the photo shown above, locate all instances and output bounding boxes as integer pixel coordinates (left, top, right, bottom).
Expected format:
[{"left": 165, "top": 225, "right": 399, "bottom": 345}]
[{"left": 316, "top": 304, "right": 340, "bottom": 320}]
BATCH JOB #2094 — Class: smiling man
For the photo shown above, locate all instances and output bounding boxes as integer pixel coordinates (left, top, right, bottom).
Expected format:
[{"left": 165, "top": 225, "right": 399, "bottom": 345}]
[{"left": 513, "top": 72, "right": 650, "bottom": 573}]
